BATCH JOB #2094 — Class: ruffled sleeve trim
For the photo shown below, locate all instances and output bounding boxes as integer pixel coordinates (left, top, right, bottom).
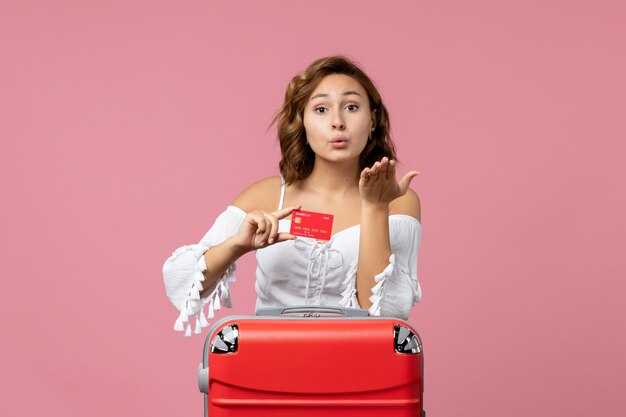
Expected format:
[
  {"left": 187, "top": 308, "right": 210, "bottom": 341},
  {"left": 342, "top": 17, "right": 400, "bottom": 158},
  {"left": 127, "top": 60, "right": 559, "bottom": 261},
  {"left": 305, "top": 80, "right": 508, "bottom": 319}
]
[
  {"left": 339, "top": 254, "right": 398, "bottom": 315},
  {"left": 339, "top": 258, "right": 360, "bottom": 309},
  {"left": 172, "top": 249, "right": 237, "bottom": 337},
  {"left": 339, "top": 252, "right": 421, "bottom": 319},
  {"left": 413, "top": 279, "right": 422, "bottom": 304},
  {"left": 367, "top": 254, "right": 396, "bottom": 316},
  {"left": 163, "top": 206, "right": 246, "bottom": 337},
  {"left": 338, "top": 253, "right": 399, "bottom": 315}
]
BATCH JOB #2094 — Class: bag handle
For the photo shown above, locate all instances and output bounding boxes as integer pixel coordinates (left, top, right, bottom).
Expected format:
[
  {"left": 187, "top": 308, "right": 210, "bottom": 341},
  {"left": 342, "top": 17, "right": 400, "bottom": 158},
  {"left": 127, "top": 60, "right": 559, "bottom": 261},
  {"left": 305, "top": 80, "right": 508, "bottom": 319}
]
[{"left": 256, "top": 306, "right": 369, "bottom": 317}]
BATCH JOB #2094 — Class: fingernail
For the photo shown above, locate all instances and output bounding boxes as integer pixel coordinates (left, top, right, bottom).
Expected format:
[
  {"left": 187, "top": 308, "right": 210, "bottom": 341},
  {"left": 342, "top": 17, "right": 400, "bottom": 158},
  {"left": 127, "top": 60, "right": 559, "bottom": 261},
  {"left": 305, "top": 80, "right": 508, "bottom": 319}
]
[{"left": 268, "top": 238, "right": 274, "bottom": 244}]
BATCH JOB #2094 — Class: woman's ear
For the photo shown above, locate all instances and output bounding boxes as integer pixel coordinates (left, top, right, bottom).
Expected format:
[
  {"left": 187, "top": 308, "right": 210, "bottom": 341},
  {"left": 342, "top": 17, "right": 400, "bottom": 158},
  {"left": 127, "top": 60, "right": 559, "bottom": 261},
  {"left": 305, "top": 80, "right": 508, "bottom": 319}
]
[{"left": 371, "top": 109, "right": 377, "bottom": 130}]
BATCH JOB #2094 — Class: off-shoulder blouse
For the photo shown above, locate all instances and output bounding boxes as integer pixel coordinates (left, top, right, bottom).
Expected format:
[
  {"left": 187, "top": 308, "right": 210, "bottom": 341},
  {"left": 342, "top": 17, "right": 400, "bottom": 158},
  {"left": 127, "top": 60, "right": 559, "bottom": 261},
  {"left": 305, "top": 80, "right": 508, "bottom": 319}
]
[{"left": 163, "top": 199, "right": 422, "bottom": 337}]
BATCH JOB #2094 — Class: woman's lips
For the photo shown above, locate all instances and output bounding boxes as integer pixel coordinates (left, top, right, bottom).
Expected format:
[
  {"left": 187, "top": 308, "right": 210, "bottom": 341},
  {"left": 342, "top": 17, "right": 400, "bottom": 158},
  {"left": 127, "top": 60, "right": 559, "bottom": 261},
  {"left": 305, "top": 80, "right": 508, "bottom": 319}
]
[
  {"left": 330, "top": 136, "right": 348, "bottom": 149},
  {"left": 330, "top": 139, "right": 348, "bottom": 149}
]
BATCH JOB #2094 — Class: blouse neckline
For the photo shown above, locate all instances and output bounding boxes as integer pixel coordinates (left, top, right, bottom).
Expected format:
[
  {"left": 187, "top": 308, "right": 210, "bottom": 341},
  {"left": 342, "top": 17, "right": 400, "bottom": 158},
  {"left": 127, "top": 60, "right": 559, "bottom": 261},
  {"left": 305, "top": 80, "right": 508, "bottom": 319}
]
[{"left": 226, "top": 205, "right": 421, "bottom": 242}]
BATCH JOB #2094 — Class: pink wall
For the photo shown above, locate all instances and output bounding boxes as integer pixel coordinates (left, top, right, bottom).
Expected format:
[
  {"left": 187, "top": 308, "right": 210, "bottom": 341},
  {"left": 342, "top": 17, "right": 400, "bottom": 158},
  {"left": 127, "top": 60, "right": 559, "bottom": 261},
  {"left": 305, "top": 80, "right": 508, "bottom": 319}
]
[{"left": 2, "top": 1, "right": 625, "bottom": 416}]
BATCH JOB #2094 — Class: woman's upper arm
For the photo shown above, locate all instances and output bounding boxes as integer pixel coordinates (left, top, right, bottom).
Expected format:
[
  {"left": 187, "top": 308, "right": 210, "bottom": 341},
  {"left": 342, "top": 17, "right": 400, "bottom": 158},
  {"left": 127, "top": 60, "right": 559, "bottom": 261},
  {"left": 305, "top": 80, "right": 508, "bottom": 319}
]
[{"left": 390, "top": 188, "right": 421, "bottom": 221}]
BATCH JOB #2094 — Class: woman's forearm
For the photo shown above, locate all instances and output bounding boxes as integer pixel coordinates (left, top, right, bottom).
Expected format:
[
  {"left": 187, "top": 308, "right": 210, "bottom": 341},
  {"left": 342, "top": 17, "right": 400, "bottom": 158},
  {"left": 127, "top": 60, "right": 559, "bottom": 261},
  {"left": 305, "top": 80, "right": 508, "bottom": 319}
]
[
  {"left": 200, "top": 236, "right": 247, "bottom": 296},
  {"left": 356, "top": 203, "right": 392, "bottom": 309}
]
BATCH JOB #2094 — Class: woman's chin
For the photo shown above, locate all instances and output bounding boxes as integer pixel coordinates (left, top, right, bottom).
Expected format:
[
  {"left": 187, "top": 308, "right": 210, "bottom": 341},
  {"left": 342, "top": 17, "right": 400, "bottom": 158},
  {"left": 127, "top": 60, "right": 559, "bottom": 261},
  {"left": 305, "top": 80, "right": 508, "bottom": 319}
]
[{"left": 316, "top": 151, "right": 360, "bottom": 164}]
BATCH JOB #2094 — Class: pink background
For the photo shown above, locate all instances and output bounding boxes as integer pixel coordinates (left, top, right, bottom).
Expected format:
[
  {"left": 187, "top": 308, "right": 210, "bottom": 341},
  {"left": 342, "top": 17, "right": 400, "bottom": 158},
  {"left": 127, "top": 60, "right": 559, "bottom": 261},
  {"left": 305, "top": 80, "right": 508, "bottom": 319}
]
[{"left": 1, "top": 1, "right": 625, "bottom": 416}]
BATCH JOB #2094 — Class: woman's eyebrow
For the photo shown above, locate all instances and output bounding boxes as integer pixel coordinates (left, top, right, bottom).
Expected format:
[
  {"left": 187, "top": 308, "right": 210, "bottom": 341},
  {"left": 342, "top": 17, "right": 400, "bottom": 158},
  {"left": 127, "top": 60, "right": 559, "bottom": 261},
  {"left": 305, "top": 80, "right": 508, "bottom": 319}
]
[{"left": 310, "top": 91, "right": 362, "bottom": 101}]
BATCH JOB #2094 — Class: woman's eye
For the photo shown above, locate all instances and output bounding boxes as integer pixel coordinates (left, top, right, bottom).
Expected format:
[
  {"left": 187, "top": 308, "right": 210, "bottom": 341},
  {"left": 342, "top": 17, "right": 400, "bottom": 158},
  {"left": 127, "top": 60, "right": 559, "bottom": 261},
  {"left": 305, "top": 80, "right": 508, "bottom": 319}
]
[
  {"left": 346, "top": 104, "right": 359, "bottom": 111},
  {"left": 315, "top": 107, "right": 328, "bottom": 114}
]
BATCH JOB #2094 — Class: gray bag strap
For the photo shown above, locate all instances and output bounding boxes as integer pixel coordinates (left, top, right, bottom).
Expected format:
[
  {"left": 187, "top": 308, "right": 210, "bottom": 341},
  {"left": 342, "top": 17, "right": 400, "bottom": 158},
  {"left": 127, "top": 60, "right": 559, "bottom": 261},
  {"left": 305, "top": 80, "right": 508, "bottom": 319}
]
[{"left": 256, "top": 306, "right": 369, "bottom": 317}]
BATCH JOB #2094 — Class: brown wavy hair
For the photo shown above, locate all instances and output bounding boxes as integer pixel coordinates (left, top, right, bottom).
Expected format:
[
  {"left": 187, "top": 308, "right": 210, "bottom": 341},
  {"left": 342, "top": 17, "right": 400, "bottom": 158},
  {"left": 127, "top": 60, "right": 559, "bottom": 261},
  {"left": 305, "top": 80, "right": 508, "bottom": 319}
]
[{"left": 272, "top": 55, "right": 397, "bottom": 184}]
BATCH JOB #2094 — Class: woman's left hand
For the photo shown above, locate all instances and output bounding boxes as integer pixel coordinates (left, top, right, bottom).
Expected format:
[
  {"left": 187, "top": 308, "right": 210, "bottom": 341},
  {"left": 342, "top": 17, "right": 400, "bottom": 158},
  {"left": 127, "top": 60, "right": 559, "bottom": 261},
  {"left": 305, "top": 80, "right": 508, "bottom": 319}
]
[{"left": 359, "top": 157, "right": 419, "bottom": 208}]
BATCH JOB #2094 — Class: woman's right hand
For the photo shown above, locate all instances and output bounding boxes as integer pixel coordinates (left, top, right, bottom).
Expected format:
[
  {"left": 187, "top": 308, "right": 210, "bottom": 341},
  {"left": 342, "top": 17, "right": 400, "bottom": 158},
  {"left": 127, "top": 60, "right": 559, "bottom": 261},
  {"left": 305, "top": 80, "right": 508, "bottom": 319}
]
[{"left": 232, "top": 205, "right": 301, "bottom": 254}]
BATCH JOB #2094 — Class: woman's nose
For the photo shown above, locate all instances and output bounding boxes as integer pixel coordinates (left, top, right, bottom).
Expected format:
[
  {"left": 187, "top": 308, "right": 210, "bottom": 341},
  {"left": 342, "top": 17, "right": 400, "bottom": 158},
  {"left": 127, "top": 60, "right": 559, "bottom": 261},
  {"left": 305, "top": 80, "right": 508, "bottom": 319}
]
[{"left": 332, "top": 113, "right": 345, "bottom": 129}]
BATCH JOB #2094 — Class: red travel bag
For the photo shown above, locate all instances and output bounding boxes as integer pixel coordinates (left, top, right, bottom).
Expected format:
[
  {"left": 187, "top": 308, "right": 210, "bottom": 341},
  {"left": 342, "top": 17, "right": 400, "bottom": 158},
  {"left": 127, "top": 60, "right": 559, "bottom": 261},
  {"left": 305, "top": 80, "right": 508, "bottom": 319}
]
[{"left": 198, "top": 306, "right": 424, "bottom": 417}]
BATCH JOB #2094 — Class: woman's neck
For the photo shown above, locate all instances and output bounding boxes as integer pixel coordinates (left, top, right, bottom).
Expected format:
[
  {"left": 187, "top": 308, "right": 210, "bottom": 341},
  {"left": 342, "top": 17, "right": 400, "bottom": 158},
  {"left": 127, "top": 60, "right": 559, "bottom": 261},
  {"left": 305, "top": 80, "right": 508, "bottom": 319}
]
[{"left": 302, "top": 157, "right": 360, "bottom": 197}]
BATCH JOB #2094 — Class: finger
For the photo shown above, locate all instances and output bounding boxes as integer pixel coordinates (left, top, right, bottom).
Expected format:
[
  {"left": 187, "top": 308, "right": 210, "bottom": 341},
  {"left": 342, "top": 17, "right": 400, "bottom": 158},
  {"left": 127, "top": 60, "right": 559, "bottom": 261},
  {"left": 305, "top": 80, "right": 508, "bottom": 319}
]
[
  {"left": 262, "top": 213, "right": 272, "bottom": 243},
  {"left": 386, "top": 159, "right": 396, "bottom": 180},
  {"left": 398, "top": 170, "right": 420, "bottom": 194},
  {"left": 265, "top": 212, "right": 279, "bottom": 244},
  {"left": 275, "top": 232, "right": 297, "bottom": 242},
  {"left": 272, "top": 205, "right": 302, "bottom": 220},
  {"left": 360, "top": 168, "right": 371, "bottom": 184},
  {"left": 245, "top": 212, "right": 262, "bottom": 232},
  {"left": 252, "top": 211, "right": 267, "bottom": 235},
  {"left": 370, "top": 162, "right": 380, "bottom": 178},
  {"left": 259, "top": 216, "right": 273, "bottom": 246},
  {"left": 379, "top": 157, "right": 390, "bottom": 179}
]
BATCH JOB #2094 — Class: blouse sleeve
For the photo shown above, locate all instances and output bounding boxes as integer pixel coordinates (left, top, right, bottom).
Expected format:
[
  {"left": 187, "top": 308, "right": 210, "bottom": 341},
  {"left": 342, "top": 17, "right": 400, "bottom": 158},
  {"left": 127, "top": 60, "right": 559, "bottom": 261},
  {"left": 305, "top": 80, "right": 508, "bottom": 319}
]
[
  {"left": 340, "top": 215, "right": 422, "bottom": 320},
  {"left": 162, "top": 205, "right": 246, "bottom": 336}
]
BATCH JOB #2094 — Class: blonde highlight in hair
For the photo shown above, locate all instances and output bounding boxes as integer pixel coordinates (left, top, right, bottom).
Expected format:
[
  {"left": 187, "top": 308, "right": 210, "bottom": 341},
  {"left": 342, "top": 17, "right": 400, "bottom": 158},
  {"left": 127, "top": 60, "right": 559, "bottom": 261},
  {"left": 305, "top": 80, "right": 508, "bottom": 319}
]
[{"left": 271, "top": 56, "right": 397, "bottom": 184}]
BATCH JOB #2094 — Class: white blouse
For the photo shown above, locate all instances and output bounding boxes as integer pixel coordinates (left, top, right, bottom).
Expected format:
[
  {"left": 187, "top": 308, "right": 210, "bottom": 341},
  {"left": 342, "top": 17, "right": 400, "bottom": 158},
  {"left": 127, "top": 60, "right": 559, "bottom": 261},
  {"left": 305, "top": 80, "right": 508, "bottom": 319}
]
[{"left": 163, "top": 205, "right": 422, "bottom": 337}]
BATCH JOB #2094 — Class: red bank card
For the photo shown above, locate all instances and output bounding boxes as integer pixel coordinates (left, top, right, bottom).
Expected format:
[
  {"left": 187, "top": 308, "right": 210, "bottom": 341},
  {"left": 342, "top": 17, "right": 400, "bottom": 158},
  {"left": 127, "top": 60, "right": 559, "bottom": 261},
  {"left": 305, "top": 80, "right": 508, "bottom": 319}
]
[{"left": 290, "top": 210, "right": 334, "bottom": 241}]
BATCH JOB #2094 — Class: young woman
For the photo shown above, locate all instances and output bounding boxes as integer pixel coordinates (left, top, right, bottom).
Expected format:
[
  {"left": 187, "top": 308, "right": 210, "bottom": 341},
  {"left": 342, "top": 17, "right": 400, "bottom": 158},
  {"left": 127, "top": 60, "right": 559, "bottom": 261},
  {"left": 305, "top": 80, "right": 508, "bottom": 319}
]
[{"left": 163, "top": 56, "right": 422, "bottom": 336}]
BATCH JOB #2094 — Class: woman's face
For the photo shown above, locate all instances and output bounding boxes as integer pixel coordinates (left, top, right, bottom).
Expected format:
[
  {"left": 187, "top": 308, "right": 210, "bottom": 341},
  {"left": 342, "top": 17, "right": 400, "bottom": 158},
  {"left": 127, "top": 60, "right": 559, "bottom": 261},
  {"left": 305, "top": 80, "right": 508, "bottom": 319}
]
[{"left": 303, "top": 74, "right": 375, "bottom": 165}]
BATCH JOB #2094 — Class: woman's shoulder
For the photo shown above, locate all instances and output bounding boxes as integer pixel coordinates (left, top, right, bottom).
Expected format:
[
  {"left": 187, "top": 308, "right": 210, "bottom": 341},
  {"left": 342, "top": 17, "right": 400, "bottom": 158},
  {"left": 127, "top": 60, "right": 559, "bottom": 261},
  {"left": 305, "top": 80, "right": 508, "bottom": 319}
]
[
  {"left": 231, "top": 175, "right": 283, "bottom": 213},
  {"left": 389, "top": 188, "right": 421, "bottom": 222}
]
